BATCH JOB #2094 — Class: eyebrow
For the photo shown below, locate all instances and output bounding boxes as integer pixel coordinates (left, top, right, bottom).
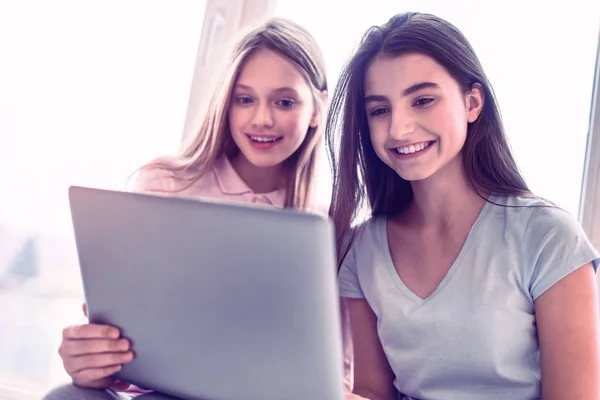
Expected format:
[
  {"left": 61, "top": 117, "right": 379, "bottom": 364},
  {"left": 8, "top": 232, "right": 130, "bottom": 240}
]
[
  {"left": 402, "top": 81, "right": 440, "bottom": 96},
  {"left": 364, "top": 81, "right": 440, "bottom": 104},
  {"left": 234, "top": 84, "right": 300, "bottom": 96}
]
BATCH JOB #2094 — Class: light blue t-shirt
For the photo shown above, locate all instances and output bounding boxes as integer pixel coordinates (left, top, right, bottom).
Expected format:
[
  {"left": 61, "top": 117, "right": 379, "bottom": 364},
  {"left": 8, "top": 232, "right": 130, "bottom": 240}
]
[{"left": 339, "top": 195, "right": 600, "bottom": 400}]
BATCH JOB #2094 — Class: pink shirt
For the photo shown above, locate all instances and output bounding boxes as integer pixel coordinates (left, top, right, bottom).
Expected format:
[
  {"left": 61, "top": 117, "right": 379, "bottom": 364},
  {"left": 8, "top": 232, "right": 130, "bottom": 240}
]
[
  {"left": 123, "top": 156, "right": 353, "bottom": 393},
  {"left": 136, "top": 156, "right": 287, "bottom": 208}
]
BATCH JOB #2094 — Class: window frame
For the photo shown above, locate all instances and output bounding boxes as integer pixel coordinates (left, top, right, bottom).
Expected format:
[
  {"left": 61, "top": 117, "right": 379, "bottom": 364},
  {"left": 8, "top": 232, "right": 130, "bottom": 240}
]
[
  {"left": 180, "top": 0, "right": 277, "bottom": 147},
  {"left": 579, "top": 30, "right": 600, "bottom": 251}
]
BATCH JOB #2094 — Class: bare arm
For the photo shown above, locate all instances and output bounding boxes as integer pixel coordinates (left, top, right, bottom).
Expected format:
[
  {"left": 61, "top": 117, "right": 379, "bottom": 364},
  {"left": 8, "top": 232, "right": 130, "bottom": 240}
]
[
  {"left": 346, "top": 297, "right": 396, "bottom": 400},
  {"left": 535, "top": 262, "right": 600, "bottom": 400}
]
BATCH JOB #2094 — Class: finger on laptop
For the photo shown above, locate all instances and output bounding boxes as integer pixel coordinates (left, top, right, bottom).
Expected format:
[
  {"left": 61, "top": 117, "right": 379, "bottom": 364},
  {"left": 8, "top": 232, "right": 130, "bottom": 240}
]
[
  {"left": 61, "top": 337, "right": 131, "bottom": 356},
  {"left": 67, "top": 351, "right": 134, "bottom": 373},
  {"left": 60, "top": 339, "right": 134, "bottom": 389},
  {"left": 63, "top": 323, "right": 121, "bottom": 340}
]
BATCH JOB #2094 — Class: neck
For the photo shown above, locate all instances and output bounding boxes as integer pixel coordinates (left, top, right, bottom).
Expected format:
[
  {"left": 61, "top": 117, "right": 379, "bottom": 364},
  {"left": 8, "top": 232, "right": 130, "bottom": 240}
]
[
  {"left": 402, "top": 156, "right": 487, "bottom": 231},
  {"left": 230, "top": 154, "right": 285, "bottom": 194}
]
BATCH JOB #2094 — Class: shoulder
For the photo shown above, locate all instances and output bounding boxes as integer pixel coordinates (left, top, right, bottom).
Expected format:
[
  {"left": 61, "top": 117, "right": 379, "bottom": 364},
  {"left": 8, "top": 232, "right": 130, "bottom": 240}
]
[
  {"left": 305, "top": 190, "right": 331, "bottom": 217},
  {"left": 133, "top": 167, "right": 175, "bottom": 193},
  {"left": 488, "top": 194, "right": 592, "bottom": 252},
  {"left": 304, "top": 197, "right": 330, "bottom": 217},
  {"left": 505, "top": 196, "right": 584, "bottom": 241},
  {"left": 498, "top": 196, "right": 598, "bottom": 262},
  {"left": 344, "top": 217, "right": 385, "bottom": 259},
  {"left": 338, "top": 216, "right": 390, "bottom": 301},
  {"left": 487, "top": 195, "right": 579, "bottom": 236},
  {"left": 134, "top": 165, "right": 215, "bottom": 195},
  {"left": 499, "top": 196, "right": 600, "bottom": 299}
]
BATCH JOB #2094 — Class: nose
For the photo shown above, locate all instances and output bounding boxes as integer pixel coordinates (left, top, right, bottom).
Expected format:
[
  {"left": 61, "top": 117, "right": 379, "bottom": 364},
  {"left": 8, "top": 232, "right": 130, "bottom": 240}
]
[
  {"left": 390, "top": 110, "right": 415, "bottom": 139},
  {"left": 251, "top": 102, "right": 274, "bottom": 130}
]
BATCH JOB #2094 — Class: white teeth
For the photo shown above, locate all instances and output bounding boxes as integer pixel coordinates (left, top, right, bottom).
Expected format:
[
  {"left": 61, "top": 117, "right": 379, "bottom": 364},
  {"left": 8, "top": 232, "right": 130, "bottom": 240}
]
[
  {"left": 250, "top": 136, "right": 280, "bottom": 142},
  {"left": 395, "top": 141, "right": 431, "bottom": 154}
]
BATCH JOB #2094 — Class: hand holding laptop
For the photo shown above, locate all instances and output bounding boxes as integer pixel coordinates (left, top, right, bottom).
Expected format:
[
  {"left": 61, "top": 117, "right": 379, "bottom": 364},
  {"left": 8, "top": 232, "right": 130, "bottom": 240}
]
[{"left": 58, "top": 302, "right": 134, "bottom": 389}]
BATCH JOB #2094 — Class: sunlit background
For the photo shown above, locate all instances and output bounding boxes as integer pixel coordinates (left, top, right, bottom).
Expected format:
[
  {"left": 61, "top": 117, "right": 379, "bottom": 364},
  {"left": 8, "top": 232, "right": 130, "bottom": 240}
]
[{"left": 0, "top": 0, "right": 598, "bottom": 397}]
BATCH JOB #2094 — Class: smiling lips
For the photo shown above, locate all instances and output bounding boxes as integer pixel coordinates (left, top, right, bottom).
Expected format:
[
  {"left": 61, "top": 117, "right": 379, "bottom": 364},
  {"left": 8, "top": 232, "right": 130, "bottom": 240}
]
[
  {"left": 391, "top": 140, "right": 436, "bottom": 158},
  {"left": 246, "top": 134, "right": 283, "bottom": 149}
]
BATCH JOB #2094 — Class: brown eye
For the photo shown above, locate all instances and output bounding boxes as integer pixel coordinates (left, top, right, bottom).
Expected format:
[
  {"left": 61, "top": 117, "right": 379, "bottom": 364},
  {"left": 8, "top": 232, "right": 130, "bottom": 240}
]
[
  {"left": 236, "top": 96, "right": 253, "bottom": 105},
  {"left": 275, "top": 99, "right": 295, "bottom": 109},
  {"left": 413, "top": 98, "right": 434, "bottom": 107},
  {"left": 370, "top": 107, "right": 389, "bottom": 117}
]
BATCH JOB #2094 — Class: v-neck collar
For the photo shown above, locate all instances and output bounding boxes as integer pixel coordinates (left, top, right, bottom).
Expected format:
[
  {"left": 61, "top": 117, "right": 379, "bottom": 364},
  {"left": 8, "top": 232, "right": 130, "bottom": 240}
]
[{"left": 379, "top": 196, "right": 494, "bottom": 304}]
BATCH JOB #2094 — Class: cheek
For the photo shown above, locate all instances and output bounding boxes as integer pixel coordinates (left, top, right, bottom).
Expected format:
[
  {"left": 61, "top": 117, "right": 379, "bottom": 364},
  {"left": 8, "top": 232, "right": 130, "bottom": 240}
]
[
  {"left": 279, "top": 110, "right": 311, "bottom": 139},
  {"left": 447, "top": 113, "right": 468, "bottom": 147},
  {"left": 425, "top": 106, "right": 467, "bottom": 143},
  {"left": 447, "top": 100, "right": 469, "bottom": 141},
  {"left": 228, "top": 108, "right": 242, "bottom": 130},
  {"left": 368, "top": 121, "right": 389, "bottom": 156}
]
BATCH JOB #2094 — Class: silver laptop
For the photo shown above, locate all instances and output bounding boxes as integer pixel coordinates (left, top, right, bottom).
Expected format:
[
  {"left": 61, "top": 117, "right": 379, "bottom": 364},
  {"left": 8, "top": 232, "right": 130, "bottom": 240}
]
[{"left": 68, "top": 186, "right": 343, "bottom": 400}]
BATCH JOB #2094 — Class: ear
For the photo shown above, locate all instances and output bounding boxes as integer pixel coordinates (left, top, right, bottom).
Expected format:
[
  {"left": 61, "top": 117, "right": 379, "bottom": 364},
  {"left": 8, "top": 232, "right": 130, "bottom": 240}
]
[
  {"left": 465, "top": 83, "right": 484, "bottom": 123},
  {"left": 309, "top": 90, "right": 329, "bottom": 128}
]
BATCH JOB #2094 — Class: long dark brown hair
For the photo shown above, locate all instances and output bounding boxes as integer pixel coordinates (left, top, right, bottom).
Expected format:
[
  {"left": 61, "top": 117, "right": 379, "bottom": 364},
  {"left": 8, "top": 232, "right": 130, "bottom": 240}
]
[
  {"left": 140, "top": 18, "right": 328, "bottom": 209},
  {"left": 327, "top": 12, "right": 530, "bottom": 259}
]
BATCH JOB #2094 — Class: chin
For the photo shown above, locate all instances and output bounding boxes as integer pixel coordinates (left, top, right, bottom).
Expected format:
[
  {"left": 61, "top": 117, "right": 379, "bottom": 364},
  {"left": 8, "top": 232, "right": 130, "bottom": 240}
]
[
  {"left": 394, "top": 167, "right": 436, "bottom": 182},
  {"left": 242, "top": 152, "right": 288, "bottom": 169}
]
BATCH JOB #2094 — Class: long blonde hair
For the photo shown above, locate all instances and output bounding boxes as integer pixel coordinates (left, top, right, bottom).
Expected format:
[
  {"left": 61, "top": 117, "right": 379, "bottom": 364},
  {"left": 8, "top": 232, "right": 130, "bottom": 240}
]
[{"left": 142, "top": 17, "right": 328, "bottom": 210}]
